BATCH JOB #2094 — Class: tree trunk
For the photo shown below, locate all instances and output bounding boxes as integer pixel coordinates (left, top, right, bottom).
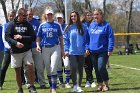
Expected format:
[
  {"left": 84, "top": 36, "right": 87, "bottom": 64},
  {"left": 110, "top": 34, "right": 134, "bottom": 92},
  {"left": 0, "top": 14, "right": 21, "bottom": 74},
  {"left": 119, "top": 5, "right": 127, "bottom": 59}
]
[
  {"left": 85, "top": 0, "right": 91, "bottom": 10},
  {"left": 126, "top": 0, "right": 134, "bottom": 47},
  {"left": 103, "top": 0, "right": 106, "bottom": 18},
  {"left": 0, "top": 0, "right": 8, "bottom": 22}
]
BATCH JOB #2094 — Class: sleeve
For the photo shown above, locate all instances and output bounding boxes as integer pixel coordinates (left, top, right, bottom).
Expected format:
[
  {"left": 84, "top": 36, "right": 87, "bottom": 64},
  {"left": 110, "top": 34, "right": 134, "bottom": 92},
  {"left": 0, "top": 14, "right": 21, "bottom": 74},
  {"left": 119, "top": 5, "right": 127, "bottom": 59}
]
[
  {"left": 57, "top": 24, "right": 62, "bottom": 37},
  {"left": 64, "top": 29, "right": 70, "bottom": 53},
  {"left": 85, "top": 26, "right": 90, "bottom": 50},
  {"left": 5, "top": 22, "right": 17, "bottom": 46},
  {"left": 37, "top": 24, "right": 42, "bottom": 38},
  {"left": 22, "top": 23, "right": 36, "bottom": 42},
  {"left": 107, "top": 24, "right": 115, "bottom": 52},
  {"left": 2, "top": 24, "right": 11, "bottom": 49}
]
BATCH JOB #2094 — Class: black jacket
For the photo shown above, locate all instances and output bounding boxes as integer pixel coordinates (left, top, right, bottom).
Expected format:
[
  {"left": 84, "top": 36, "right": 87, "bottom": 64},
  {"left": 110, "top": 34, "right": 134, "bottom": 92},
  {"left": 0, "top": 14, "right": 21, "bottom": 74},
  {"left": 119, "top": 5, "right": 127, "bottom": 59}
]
[{"left": 5, "top": 18, "right": 36, "bottom": 53}]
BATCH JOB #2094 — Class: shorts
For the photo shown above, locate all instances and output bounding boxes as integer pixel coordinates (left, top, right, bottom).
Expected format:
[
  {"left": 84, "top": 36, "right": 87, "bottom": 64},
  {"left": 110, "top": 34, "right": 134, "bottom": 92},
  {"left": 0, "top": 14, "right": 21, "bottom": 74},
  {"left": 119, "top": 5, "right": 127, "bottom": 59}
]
[{"left": 11, "top": 50, "right": 34, "bottom": 68}]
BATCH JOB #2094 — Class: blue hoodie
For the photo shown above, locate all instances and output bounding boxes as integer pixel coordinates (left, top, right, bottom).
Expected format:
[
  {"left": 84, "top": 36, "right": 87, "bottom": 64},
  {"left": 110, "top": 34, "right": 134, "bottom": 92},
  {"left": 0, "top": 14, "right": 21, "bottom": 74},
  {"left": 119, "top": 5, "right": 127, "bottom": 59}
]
[
  {"left": 0, "top": 25, "right": 4, "bottom": 51},
  {"left": 86, "top": 20, "right": 114, "bottom": 53},
  {"left": 64, "top": 24, "right": 87, "bottom": 55},
  {"left": 29, "top": 18, "right": 40, "bottom": 48}
]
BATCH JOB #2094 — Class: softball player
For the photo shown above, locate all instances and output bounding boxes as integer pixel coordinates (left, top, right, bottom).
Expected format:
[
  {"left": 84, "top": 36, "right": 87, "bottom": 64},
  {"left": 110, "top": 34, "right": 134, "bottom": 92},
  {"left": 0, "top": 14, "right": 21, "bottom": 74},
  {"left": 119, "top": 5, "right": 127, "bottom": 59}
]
[{"left": 36, "top": 8, "right": 64, "bottom": 93}]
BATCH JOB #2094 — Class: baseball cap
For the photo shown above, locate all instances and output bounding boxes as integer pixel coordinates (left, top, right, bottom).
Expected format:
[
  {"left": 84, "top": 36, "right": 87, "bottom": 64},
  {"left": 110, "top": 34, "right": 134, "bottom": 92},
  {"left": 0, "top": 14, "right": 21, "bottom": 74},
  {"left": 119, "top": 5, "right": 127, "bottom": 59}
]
[
  {"left": 55, "top": 13, "right": 63, "bottom": 18},
  {"left": 45, "top": 9, "right": 54, "bottom": 14}
]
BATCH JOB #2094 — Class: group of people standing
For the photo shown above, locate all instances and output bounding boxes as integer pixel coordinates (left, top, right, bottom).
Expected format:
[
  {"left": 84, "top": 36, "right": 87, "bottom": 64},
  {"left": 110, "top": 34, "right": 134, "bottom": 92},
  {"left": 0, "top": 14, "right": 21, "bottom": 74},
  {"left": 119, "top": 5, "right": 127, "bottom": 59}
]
[{"left": 0, "top": 6, "right": 114, "bottom": 93}]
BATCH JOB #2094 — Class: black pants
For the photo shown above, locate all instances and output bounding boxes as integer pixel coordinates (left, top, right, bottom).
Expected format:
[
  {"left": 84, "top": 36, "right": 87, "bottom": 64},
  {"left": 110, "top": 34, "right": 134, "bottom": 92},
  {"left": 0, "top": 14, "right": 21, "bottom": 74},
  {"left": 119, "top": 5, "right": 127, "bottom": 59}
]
[
  {"left": 0, "top": 50, "right": 11, "bottom": 87},
  {"left": 84, "top": 55, "right": 94, "bottom": 84}
]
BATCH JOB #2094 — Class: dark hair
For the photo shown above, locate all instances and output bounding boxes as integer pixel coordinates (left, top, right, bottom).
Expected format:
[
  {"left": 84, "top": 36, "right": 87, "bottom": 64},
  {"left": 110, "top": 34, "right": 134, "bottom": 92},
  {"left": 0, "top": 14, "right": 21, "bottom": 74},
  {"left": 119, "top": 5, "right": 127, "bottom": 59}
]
[
  {"left": 81, "top": 9, "right": 93, "bottom": 23},
  {"left": 18, "top": 8, "right": 27, "bottom": 15},
  {"left": 65, "top": 10, "right": 84, "bottom": 35}
]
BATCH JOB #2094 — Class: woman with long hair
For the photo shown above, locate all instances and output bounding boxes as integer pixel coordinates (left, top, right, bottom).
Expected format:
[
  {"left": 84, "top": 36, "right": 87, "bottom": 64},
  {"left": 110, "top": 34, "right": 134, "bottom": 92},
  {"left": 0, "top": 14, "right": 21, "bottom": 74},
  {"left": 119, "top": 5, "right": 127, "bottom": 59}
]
[{"left": 64, "top": 10, "right": 87, "bottom": 92}]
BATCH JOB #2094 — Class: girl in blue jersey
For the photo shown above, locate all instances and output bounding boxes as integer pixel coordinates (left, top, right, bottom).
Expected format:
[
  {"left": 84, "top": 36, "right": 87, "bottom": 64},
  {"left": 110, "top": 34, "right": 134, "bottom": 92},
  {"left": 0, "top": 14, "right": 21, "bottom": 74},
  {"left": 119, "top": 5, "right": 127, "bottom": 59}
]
[
  {"left": 86, "top": 8, "right": 114, "bottom": 92},
  {"left": 36, "top": 7, "right": 64, "bottom": 93},
  {"left": 55, "top": 12, "right": 71, "bottom": 88},
  {"left": 64, "top": 11, "right": 87, "bottom": 92},
  {"left": 0, "top": 10, "right": 16, "bottom": 89},
  {"left": 81, "top": 9, "right": 96, "bottom": 88}
]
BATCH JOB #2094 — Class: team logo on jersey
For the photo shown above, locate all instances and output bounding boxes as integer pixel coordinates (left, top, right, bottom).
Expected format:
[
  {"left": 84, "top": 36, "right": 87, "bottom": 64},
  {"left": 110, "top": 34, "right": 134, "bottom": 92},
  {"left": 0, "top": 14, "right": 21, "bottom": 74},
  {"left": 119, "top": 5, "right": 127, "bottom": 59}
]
[
  {"left": 15, "top": 27, "right": 27, "bottom": 33},
  {"left": 91, "top": 29, "right": 102, "bottom": 34}
]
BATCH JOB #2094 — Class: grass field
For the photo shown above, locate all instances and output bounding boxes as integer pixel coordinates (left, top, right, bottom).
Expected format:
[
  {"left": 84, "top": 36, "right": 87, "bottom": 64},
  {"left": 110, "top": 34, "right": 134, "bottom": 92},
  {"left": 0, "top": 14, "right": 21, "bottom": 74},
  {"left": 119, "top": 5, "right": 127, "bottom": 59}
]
[{"left": 1, "top": 54, "right": 140, "bottom": 93}]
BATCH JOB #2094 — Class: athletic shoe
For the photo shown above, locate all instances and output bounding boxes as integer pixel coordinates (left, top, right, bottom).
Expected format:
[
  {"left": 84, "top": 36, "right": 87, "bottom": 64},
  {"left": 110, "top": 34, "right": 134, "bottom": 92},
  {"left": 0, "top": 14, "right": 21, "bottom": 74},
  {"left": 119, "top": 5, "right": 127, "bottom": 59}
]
[
  {"left": 29, "top": 86, "right": 37, "bottom": 93},
  {"left": 77, "top": 87, "right": 84, "bottom": 92},
  {"left": 72, "top": 85, "right": 77, "bottom": 92},
  {"left": 85, "top": 81, "right": 90, "bottom": 88},
  {"left": 26, "top": 83, "right": 31, "bottom": 89},
  {"left": 91, "top": 82, "right": 96, "bottom": 88},
  {"left": 65, "top": 83, "right": 71, "bottom": 88},
  {"left": 18, "top": 88, "right": 23, "bottom": 93}
]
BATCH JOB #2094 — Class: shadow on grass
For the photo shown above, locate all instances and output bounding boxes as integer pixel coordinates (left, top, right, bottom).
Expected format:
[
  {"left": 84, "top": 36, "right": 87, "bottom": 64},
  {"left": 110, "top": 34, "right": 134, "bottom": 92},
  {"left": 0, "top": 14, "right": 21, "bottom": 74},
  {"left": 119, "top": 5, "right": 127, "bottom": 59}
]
[{"left": 109, "top": 86, "right": 140, "bottom": 91}]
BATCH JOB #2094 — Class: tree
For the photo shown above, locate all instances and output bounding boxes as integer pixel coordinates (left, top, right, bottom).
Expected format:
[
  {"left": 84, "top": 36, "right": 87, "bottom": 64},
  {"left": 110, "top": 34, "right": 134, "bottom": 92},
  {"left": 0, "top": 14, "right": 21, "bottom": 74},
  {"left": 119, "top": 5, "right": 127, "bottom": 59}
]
[
  {"left": 0, "top": 0, "right": 21, "bottom": 22},
  {"left": 126, "top": 0, "right": 134, "bottom": 46}
]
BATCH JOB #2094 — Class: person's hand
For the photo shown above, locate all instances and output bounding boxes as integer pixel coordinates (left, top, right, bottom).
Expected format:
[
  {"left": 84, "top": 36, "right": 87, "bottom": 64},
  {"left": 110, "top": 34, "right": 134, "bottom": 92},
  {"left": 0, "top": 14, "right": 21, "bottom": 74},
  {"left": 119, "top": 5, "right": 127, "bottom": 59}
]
[
  {"left": 108, "top": 52, "right": 112, "bottom": 56},
  {"left": 85, "top": 50, "right": 90, "bottom": 57},
  {"left": 14, "top": 34, "right": 22, "bottom": 39},
  {"left": 36, "top": 46, "right": 41, "bottom": 52},
  {"left": 16, "top": 42, "right": 24, "bottom": 48}
]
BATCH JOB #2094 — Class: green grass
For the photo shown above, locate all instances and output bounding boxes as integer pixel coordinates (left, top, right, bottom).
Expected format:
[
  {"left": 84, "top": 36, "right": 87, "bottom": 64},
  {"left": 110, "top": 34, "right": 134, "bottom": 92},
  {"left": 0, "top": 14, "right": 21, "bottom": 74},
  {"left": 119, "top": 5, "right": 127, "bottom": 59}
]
[{"left": 1, "top": 54, "right": 140, "bottom": 93}]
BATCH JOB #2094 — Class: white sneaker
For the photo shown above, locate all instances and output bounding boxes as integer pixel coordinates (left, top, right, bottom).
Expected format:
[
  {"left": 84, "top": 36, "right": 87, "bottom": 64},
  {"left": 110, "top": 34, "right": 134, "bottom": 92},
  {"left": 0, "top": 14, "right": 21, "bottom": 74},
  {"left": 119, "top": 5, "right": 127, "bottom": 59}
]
[
  {"left": 91, "top": 82, "right": 96, "bottom": 88},
  {"left": 72, "top": 85, "right": 77, "bottom": 92},
  {"left": 65, "top": 83, "right": 71, "bottom": 88},
  {"left": 85, "top": 81, "right": 90, "bottom": 88},
  {"left": 77, "top": 87, "right": 84, "bottom": 92}
]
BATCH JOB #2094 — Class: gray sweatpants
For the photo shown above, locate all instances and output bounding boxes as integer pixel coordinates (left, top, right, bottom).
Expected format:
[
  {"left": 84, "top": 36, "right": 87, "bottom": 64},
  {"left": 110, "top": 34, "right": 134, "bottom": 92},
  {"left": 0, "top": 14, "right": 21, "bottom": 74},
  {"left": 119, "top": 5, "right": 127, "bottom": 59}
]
[{"left": 69, "top": 55, "right": 85, "bottom": 86}]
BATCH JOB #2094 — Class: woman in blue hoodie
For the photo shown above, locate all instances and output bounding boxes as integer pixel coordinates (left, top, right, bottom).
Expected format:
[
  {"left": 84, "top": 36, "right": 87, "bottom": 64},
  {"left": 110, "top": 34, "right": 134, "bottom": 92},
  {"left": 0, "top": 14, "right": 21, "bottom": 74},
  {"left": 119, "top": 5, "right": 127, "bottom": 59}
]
[
  {"left": 86, "top": 8, "right": 114, "bottom": 92},
  {"left": 64, "top": 11, "right": 87, "bottom": 92}
]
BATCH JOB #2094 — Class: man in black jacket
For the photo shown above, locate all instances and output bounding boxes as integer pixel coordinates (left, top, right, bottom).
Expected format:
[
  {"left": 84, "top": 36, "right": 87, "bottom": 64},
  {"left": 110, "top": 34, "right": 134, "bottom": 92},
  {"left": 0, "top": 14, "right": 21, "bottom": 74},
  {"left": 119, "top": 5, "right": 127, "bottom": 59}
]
[{"left": 5, "top": 8, "right": 37, "bottom": 93}]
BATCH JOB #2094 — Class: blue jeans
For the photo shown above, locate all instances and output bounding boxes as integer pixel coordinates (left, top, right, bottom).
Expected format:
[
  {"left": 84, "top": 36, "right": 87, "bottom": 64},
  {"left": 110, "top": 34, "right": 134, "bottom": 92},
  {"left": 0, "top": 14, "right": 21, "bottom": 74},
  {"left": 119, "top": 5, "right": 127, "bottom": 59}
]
[{"left": 90, "top": 52, "right": 109, "bottom": 83}]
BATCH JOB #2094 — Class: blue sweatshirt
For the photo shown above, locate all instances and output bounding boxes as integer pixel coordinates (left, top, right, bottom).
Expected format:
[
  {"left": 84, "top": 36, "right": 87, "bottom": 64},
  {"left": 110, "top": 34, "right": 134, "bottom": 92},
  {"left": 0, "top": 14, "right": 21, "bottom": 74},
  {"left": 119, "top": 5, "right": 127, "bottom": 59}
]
[
  {"left": 0, "top": 25, "right": 4, "bottom": 51},
  {"left": 29, "top": 18, "right": 40, "bottom": 48},
  {"left": 64, "top": 24, "right": 87, "bottom": 55},
  {"left": 86, "top": 20, "right": 114, "bottom": 53},
  {"left": 83, "top": 20, "right": 91, "bottom": 28}
]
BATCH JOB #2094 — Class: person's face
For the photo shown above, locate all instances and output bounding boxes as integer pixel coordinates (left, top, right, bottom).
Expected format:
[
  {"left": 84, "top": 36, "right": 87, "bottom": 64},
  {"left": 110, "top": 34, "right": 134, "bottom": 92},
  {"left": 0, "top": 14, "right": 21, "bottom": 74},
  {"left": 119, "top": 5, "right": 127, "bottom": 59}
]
[
  {"left": 8, "top": 13, "right": 16, "bottom": 21},
  {"left": 18, "top": 11, "right": 27, "bottom": 22},
  {"left": 46, "top": 13, "right": 53, "bottom": 21},
  {"left": 93, "top": 11, "right": 103, "bottom": 23},
  {"left": 27, "top": 11, "right": 33, "bottom": 21},
  {"left": 70, "top": 12, "right": 77, "bottom": 23},
  {"left": 85, "top": 12, "right": 93, "bottom": 22},
  {"left": 56, "top": 17, "right": 63, "bottom": 24}
]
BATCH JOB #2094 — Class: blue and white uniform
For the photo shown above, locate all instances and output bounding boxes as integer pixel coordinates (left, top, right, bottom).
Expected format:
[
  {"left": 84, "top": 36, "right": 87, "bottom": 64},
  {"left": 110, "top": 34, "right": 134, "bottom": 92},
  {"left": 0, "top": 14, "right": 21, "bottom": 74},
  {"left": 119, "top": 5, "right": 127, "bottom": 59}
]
[
  {"left": 57, "top": 23, "right": 71, "bottom": 85},
  {"left": 37, "top": 20, "right": 62, "bottom": 89}
]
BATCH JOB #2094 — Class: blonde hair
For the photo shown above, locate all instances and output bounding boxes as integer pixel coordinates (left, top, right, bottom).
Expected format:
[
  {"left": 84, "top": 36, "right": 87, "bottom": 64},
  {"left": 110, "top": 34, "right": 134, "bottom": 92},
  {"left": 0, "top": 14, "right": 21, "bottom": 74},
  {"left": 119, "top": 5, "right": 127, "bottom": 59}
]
[{"left": 94, "top": 8, "right": 104, "bottom": 16}]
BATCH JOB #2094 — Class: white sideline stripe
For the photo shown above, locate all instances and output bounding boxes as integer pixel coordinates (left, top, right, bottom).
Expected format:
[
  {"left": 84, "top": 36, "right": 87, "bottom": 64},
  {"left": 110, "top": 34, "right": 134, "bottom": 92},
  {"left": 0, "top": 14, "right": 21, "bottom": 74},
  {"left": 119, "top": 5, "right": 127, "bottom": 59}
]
[{"left": 111, "top": 64, "right": 140, "bottom": 71}]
